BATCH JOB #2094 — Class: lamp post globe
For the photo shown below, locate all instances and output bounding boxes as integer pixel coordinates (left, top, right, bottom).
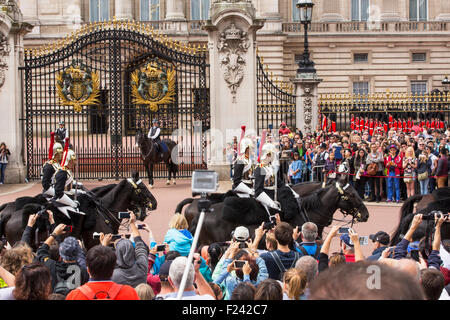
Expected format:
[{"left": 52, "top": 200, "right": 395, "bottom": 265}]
[
  {"left": 296, "top": 0, "right": 316, "bottom": 75},
  {"left": 442, "top": 75, "right": 450, "bottom": 94}
]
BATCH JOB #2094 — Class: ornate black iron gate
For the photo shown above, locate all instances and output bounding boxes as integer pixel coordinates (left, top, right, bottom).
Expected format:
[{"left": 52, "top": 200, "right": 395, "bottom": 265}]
[
  {"left": 20, "top": 21, "right": 210, "bottom": 180},
  {"left": 256, "top": 55, "right": 296, "bottom": 135}
]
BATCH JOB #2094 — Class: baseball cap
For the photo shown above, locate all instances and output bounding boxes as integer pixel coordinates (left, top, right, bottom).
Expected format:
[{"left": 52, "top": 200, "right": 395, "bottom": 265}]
[
  {"left": 369, "top": 231, "right": 390, "bottom": 245},
  {"left": 340, "top": 234, "right": 354, "bottom": 247},
  {"left": 159, "top": 260, "right": 173, "bottom": 281},
  {"left": 233, "top": 226, "right": 250, "bottom": 242}
]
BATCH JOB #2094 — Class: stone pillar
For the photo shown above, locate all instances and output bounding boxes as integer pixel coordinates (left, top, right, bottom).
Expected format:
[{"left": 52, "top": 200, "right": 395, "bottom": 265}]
[
  {"left": 115, "top": 0, "right": 133, "bottom": 20},
  {"left": 165, "top": 0, "right": 186, "bottom": 20},
  {"left": 0, "top": 4, "right": 32, "bottom": 184},
  {"left": 204, "top": 0, "right": 264, "bottom": 180},
  {"left": 320, "top": 0, "right": 344, "bottom": 22},
  {"left": 436, "top": 0, "right": 450, "bottom": 21},
  {"left": 292, "top": 74, "right": 322, "bottom": 135}
]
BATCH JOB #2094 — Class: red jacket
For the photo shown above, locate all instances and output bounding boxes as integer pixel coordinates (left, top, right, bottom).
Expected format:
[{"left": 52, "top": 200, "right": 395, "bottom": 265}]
[
  {"left": 66, "top": 281, "right": 140, "bottom": 300},
  {"left": 384, "top": 154, "right": 403, "bottom": 176}
]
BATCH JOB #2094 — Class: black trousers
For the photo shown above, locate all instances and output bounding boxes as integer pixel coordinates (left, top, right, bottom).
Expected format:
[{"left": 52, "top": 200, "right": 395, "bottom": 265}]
[
  {"left": 367, "top": 174, "right": 381, "bottom": 200},
  {"left": 355, "top": 176, "right": 367, "bottom": 199}
]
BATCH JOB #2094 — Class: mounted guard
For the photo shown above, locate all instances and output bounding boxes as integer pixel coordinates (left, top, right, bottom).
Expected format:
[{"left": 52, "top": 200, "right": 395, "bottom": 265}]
[
  {"left": 148, "top": 119, "right": 169, "bottom": 158},
  {"left": 42, "top": 132, "right": 63, "bottom": 197},
  {"left": 254, "top": 131, "right": 282, "bottom": 211},
  {"left": 55, "top": 120, "right": 69, "bottom": 148},
  {"left": 232, "top": 126, "right": 255, "bottom": 197},
  {"left": 51, "top": 137, "right": 85, "bottom": 218}
]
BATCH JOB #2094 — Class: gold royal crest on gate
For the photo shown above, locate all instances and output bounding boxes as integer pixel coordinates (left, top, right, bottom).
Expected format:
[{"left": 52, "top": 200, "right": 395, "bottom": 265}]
[
  {"left": 56, "top": 60, "right": 100, "bottom": 112},
  {"left": 131, "top": 59, "right": 176, "bottom": 112}
]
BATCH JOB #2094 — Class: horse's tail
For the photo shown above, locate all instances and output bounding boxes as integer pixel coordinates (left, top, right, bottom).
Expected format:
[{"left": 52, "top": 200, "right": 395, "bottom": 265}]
[
  {"left": 175, "top": 198, "right": 194, "bottom": 214},
  {"left": 390, "top": 194, "right": 423, "bottom": 246}
]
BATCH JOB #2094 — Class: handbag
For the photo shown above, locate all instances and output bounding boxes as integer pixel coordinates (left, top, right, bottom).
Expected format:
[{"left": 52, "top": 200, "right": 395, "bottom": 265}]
[
  {"left": 367, "top": 163, "right": 378, "bottom": 176},
  {"left": 418, "top": 171, "right": 428, "bottom": 181}
]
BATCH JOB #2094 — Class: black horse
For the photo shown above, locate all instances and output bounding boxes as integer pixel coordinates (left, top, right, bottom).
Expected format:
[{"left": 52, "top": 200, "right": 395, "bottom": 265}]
[
  {"left": 0, "top": 171, "right": 157, "bottom": 250},
  {"left": 185, "top": 176, "right": 369, "bottom": 247},
  {"left": 177, "top": 181, "right": 326, "bottom": 227},
  {"left": 135, "top": 129, "right": 178, "bottom": 188},
  {"left": 390, "top": 187, "right": 450, "bottom": 246}
]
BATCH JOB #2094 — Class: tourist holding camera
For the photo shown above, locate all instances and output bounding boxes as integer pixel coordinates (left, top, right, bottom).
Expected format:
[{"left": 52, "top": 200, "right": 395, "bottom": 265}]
[{"left": 0, "top": 142, "right": 10, "bottom": 184}]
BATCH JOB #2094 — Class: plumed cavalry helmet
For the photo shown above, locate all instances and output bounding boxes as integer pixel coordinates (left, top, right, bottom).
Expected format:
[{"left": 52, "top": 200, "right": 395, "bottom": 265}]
[
  {"left": 239, "top": 136, "right": 254, "bottom": 155},
  {"left": 53, "top": 143, "right": 63, "bottom": 156},
  {"left": 260, "top": 143, "right": 277, "bottom": 164},
  {"left": 61, "top": 149, "right": 76, "bottom": 167}
]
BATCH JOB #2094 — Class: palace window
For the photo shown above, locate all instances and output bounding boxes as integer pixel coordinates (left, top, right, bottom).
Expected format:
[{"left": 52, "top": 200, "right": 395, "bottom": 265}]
[
  {"left": 351, "top": 0, "right": 369, "bottom": 22},
  {"left": 191, "top": 0, "right": 210, "bottom": 20},
  {"left": 412, "top": 52, "right": 426, "bottom": 62},
  {"left": 292, "top": 0, "right": 300, "bottom": 22},
  {"left": 353, "top": 81, "right": 369, "bottom": 95},
  {"left": 141, "top": 0, "right": 160, "bottom": 21},
  {"left": 90, "top": 0, "right": 109, "bottom": 22},
  {"left": 354, "top": 53, "right": 369, "bottom": 63},
  {"left": 409, "top": 0, "right": 427, "bottom": 21},
  {"left": 411, "top": 81, "right": 427, "bottom": 95}
]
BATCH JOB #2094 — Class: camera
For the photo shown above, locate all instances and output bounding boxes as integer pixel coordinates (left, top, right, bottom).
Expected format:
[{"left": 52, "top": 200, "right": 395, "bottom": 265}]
[
  {"left": 137, "top": 224, "right": 145, "bottom": 230},
  {"left": 422, "top": 211, "right": 449, "bottom": 221},
  {"left": 338, "top": 227, "right": 350, "bottom": 234},
  {"left": 37, "top": 207, "right": 47, "bottom": 217},
  {"left": 263, "top": 216, "right": 277, "bottom": 231},
  {"left": 192, "top": 170, "right": 218, "bottom": 195}
]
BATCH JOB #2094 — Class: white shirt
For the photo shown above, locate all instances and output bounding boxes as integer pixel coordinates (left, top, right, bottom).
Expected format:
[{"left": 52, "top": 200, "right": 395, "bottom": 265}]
[
  {"left": 429, "top": 154, "right": 438, "bottom": 170},
  {"left": 148, "top": 127, "right": 161, "bottom": 140}
]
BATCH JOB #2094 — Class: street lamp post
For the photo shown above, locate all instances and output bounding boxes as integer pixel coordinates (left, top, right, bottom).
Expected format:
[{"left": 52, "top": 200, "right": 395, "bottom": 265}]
[
  {"left": 442, "top": 75, "right": 450, "bottom": 102},
  {"left": 296, "top": 0, "right": 316, "bottom": 75}
]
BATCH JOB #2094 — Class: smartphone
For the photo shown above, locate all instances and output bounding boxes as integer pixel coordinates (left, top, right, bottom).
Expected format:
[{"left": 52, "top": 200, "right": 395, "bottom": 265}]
[
  {"left": 63, "top": 225, "right": 73, "bottom": 233},
  {"left": 93, "top": 232, "right": 101, "bottom": 239},
  {"left": 268, "top": 124, "right": 273, "bottom": 130},
  {"left": 410, "top": 250, "right": 420, "bottom": 262},
  {"left": 118, "top": 211, "right": 130, "bottom": 219},
  {"left": 234, "top": 260, "right": 246, "bottom": 269},
  {"left": 137, "top": 224, "right": 145, "bottom": 230},
  {"left": 338, "top": 227, "right": 350, "bottom": 234},
  {"left": 156, "top": 245, "right": 166, "bottom": 252},
  {"left": 359, "top": 236, "right": 369, "bottom": 246}
]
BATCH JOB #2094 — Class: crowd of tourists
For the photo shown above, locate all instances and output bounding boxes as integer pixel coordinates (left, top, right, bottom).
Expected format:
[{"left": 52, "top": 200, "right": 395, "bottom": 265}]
[
  {"left": 0, "top": 207, "right": 449, "bottom": 300},
  {"left": 226, "top": 120, "right": 450, "bottom": 203}
]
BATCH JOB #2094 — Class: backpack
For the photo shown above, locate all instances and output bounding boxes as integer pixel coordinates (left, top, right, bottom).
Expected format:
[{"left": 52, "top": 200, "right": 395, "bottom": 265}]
[
  {"left": 53, "top": 272, "right": 72, "bottom": 297},
  {"left": 297, "top": 245, "right": 321, "bottom": 260},
  {"left": 78, "top": 283, "right": 123, "bottom": 300},
  {"left": 269, "top": 251, "right": 300, "bottom": 281}
]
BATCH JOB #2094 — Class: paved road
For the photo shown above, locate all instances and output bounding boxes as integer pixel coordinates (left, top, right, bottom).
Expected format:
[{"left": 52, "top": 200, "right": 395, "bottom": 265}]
[{"left": 0, "top": 179, "right": 403, "bottom": 257}]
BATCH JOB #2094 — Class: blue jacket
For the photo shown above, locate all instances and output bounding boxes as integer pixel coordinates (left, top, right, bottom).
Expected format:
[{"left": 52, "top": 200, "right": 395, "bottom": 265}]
[
  {"left": 213, "top": 257, "right": 268, "bottom": 300},
  {"left": 163, "top": 228, "right": 193, "bottom": 257},
  {"left": 367, "top": 246, "right": 388, "bottom": 261}
]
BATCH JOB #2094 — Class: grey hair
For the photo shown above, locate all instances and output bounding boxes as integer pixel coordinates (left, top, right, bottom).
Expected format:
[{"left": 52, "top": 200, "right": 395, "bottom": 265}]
[
  {"left": 301, "top": 222, "right": 318, "bottom": 242},
  {"left": 295, "top": 256, "right": 318, "bottom": 284},
  {"left": 168, "top": 256, "right": 195, "bottom": 289}
]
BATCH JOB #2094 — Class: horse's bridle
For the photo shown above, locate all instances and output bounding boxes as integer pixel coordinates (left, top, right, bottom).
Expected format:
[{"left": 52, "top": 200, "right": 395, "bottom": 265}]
[
  {"left": 127, "top": 178, "right": 153, "bottom": 210},
  {"left": 334, "top": 182, "right": 362, "bottom": 226}
]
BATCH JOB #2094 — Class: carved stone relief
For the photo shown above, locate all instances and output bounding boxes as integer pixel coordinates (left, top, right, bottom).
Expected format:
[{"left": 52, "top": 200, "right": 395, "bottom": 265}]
[
  {"left": 217, "top": 23, "right": 250, "bottom": 103},
  {"left": 0, "top": 34, "right": 10, "bottom": 90},
  {"left": 302, "top": 85, "right": 313, "bottom": 133}
]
